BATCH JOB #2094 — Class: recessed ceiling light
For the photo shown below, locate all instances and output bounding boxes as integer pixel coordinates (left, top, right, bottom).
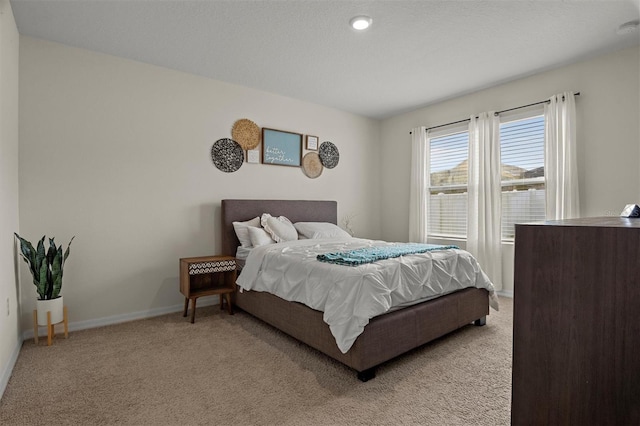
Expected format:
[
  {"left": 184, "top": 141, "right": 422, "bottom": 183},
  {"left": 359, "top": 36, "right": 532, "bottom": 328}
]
[
  {"left": 616, "top": 20, "right": 639, "bottom": 35},
  {"left": 350, "top": 15, "right": 372, "bottom": 31}
]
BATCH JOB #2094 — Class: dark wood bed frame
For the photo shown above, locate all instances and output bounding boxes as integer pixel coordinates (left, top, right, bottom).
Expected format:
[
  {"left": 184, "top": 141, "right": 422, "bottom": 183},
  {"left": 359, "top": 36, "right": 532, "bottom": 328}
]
[{"left": 221, "top": 199, "right": 489, "bottom": 381}]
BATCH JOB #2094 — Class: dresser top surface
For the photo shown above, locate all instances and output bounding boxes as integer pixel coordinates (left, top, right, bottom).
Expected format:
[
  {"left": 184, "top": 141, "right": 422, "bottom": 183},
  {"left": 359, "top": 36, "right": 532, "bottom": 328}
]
[{"left": 517, "top": 216, "right": 640, "bottom": 228}]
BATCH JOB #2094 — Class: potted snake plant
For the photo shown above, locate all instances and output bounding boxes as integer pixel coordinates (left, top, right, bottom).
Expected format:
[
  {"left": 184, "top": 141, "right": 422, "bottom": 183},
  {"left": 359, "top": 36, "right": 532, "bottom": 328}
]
[{"left": 14, "top": 233, "right": 74, "bottom": 326}]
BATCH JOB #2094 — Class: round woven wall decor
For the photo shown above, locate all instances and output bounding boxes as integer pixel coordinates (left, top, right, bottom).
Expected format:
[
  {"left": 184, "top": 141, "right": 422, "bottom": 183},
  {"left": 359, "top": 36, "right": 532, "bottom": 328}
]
[
  {"left": 231, "top": 119, "right": 261, "bottom": 150},
  {"left": 318, "top": 141, "right": 339, "bottom": 169},
  {"left": 211, "top": 138, "right": 244, "bottom": 173},
  {"left": 302, "top": 152, "right": 323, "bottom": 179}
]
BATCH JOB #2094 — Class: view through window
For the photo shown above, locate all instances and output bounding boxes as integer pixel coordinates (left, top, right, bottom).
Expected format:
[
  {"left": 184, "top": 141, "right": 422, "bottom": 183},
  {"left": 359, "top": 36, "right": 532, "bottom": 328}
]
[
  {"left": 427, "top": 114, "right": 545, "bottom": 240},
  {"left": 500, "top": 115, "right": 546, "bottom": 239},
  {"left": 428, "top": 131, "right": 469, "bottom": 238}
]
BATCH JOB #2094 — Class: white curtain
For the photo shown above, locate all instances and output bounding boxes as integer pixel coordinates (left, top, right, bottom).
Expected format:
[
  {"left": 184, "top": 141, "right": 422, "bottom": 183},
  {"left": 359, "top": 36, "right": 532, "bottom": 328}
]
[
  {"left": 409, "top": 126, "right": 429, "bottom": 243},
  {"left": 467, "top": 113, "right": 502, "bottom": 290},
  {"left": 545, "top": 92, "right": 580, "bottom": 220}
]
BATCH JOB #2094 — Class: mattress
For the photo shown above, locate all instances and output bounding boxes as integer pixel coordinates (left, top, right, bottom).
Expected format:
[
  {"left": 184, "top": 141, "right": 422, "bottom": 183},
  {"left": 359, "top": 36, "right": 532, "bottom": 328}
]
[{"left": 236, "top": 237, "right": 498, "bottom": 353}]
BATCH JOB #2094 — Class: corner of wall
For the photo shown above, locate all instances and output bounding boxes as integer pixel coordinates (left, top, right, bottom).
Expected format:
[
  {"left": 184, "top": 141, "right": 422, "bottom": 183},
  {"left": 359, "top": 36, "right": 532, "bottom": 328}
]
[
  {"left": 0, "top": 0, "right": 22, "bottom": 401},
  {"left": 0, "top": 338, "right": 21, "bottom": 400}
]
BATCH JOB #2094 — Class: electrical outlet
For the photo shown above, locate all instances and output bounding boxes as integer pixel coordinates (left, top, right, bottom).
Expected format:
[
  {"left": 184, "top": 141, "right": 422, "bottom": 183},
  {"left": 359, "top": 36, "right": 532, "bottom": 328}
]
[{"left": 5, "top": 297, "right": 9, "bottom": 316}]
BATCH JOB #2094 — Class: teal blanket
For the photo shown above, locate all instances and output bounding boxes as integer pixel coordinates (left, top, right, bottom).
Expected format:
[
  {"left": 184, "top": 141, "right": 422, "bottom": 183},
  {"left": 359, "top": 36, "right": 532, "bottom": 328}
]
[{"left": 317, "top": 243, "right": 459, "bottom": 266}]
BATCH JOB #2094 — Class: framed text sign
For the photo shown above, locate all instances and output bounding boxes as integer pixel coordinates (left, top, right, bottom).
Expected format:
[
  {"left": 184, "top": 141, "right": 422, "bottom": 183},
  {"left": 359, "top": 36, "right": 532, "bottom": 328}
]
[
  {"left": 262, "top": 128, "right": 302, "bottom": 167},
  {"left": 306, "top": 135, "right": 319, "bottom": 150}
]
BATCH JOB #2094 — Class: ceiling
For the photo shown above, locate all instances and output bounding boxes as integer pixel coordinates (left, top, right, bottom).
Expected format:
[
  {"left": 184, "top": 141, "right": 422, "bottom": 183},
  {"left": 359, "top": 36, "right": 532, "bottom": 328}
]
[{"left": 10, "top": 0, "right": 640, "bottom": 119}]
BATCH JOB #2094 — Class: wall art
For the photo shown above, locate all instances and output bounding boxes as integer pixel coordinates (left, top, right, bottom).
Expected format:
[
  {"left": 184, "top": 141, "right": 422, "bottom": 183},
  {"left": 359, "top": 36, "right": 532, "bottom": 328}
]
[
  {"left": 231, "top": 118, "right": 261, "bottom": 150},
  {"left": 302, "top": 152, "right": 323, "bottom": 179},
  {"left": 318, "top": 141, "right": 339, "bottom": 169},
  {"left": 211, "top": 138, "right": 244, "bottom": 173},
  {"left": 247, "top": 149, "right": 260, "bottom": 164},
  {"left": 306, "top": 135, "right": 319, "bottom": 150},
  {"left": 262, "top": 128, "right": 302, "bottom": 167}
]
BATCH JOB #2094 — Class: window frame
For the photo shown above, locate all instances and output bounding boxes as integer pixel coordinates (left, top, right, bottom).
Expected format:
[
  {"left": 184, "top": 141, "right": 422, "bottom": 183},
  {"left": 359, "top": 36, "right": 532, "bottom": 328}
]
[
  {"left": 498, "top": 106, "right": 546, "bottom": 241},
  {"left": 423, "top": 106, "right": 546, "bottom": 242},
  {"left": 426, "top": 125, "right": 470, "bottom": 240}
]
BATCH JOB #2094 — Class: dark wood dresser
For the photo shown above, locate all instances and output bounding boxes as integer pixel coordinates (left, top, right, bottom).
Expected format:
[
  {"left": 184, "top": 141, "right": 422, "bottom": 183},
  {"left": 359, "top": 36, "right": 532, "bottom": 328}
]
[{"left": 512, "top": 217, "right": 640, "bottom": 425}]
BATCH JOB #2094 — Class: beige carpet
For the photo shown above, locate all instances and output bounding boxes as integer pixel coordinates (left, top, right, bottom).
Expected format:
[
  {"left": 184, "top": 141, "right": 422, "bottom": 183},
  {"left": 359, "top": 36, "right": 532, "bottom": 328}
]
[{"left": 0, "top": 296, "right": 512, "bottom": 425}]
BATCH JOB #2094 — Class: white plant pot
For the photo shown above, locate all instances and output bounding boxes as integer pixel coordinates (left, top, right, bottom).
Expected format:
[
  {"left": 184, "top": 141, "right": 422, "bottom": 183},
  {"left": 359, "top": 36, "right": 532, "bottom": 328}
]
[{"left": 36, "top": 296, "right": 64, "bottom": 326}]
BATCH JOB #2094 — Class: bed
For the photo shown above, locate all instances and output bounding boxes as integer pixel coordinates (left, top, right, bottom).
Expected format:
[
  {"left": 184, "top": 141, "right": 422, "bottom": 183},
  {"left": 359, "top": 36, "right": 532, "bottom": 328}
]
[{"left": 221, "top": 199, "right": 495, "bottom": 381}]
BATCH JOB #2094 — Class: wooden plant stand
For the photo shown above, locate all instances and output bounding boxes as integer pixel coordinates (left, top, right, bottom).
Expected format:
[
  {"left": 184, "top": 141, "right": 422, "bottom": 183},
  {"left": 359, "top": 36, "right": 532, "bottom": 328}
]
[{"left": 33, "top": 306, "right": 69, "bottom": 346}]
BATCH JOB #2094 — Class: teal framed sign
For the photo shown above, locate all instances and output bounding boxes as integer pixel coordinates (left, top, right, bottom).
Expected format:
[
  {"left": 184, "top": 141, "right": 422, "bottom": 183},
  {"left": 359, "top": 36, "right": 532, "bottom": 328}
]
[{"left": 262, "top": 128, "right": 303, "bottom": 167}]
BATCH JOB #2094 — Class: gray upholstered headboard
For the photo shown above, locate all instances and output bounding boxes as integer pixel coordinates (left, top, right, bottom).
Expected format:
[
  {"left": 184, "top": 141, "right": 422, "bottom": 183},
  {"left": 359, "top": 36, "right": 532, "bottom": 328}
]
[{"left": 221, "top": 199, "right": 338, "bottom": 256}]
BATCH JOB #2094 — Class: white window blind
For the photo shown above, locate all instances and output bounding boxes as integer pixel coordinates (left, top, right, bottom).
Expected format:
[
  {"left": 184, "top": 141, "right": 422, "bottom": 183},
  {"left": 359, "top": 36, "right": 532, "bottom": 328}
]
[
  {"left": 500, "top": 115, "right": 546, "bottom": 240},
  {"left": 428, "top": 131, "right": 469, "bottom": 238},
  {"left": 424, "top": 112, "right": 545, "bottom": 241}
]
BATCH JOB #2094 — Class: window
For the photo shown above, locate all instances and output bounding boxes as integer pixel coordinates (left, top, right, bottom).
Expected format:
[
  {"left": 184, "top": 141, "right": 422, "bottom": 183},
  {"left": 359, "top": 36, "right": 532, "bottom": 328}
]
[
  {"left": 426, "top": 112, "right": 545, "bottom": 241},
  {"left": 428, "top": 130, "right": 469, "bottom": 238},
  {"left": 500, "top": 115, "right": 546, "bottom": 240}
]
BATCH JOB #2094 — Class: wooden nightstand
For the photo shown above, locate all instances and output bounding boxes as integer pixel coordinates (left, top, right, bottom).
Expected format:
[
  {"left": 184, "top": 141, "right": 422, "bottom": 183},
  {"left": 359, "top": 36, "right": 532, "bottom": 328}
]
[{"left": 179, "top": 255, "right": 237, "bottom": 323}]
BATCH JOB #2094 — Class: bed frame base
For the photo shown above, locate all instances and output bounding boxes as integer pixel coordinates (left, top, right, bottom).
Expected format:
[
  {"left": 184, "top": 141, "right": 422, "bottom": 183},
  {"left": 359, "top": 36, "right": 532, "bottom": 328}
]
[
  {"left": 353, "top": 314, "right": 487, "bottom": 381},
  {"left": 235, "top": 287, "right": 489, "bottom": 380},
  {"left": 357, "top": 368, "right": 376, "bottom": 382},
  {"left": 474, "top": 316, "right": 487, "bottom": 326},
  {"left": 221, "top": 199, "right": 491, "bottom": 381},
  {"left": 356, "top": 313, "right": 486, "bottom": 382}
]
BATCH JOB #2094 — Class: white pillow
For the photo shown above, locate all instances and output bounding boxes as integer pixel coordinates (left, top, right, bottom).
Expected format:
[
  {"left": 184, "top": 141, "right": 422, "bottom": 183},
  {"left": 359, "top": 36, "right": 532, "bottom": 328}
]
[
  {"left": 294, "top": 222, "right": 352, "bottom": 239},
  {"left": 247, "top": 226, "right": 276, "bottom": 247},
  {"left": 232, "top": 217, "right": 261, "bottom": 248},
  {"left": 261, "top": 213, "right": 298, "bottom": 243}
]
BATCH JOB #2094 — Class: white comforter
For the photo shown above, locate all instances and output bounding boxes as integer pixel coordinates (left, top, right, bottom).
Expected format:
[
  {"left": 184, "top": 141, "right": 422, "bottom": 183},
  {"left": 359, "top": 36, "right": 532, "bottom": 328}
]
[{"left": 236, "top": 238, "right": 499, "bottom": 353}]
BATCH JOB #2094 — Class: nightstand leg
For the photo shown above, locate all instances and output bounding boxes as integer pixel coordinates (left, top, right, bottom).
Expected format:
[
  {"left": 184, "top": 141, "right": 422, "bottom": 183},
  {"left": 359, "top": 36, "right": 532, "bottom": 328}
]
[
  {"left": 225, "top": 293, "right": 233, "bottom": 315},
  {"left": 219, "top": 294, "right": 224, "bottom": 310},
  {"left": 190, "top": 298, "right": 197, "bottom": 324},
  {"left": 183, "top": 298, "right": 189, "bottom": 317}
]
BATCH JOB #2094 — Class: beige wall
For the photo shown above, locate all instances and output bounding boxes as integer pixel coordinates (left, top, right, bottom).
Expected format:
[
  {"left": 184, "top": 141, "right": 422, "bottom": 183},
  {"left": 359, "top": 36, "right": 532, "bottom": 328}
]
[
  {"left": 11, "top": 24, "right": 640, "bottom": 347},
  {"left": 0, "top": 0, "right": 20, "bottom": 395},
  {"left": 18, "top": 37, "right": 381, "bottom": 331},
  {"left": 379, "top": 45, "right": 640, "bottom": 294}
]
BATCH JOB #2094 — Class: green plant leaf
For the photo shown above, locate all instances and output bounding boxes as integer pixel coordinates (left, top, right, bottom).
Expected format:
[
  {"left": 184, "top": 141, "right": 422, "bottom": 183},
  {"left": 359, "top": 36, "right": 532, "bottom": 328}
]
[
  {"left": 47, "top": 238, "right": 57, "bottom": 267},
  {"left": 51, "top": 248, "right": 63, "bottom": 299},
  {"left": 35, "top": 236, "right": 46, "bottom": 271},
  {"left": 38, "top": 257, "right": 48, "bottom": 299},
  {"left": 36, "top": 237, "right": 48, "bottom": 299},
  {"left": 62, "top": 236, "right": 75, "bottom": 266},
  {"left": 14, "top": 233, "right": 37, "bottom": 277},
  {"left": 45, "top": 239, "right": 57, "bottom": 293}
]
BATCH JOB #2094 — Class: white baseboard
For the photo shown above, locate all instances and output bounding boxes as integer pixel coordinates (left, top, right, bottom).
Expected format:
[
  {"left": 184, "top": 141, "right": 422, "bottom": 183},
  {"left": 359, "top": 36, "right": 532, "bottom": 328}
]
[
  {"left": 22, "top": 297, "right": 219, "bottom": 340},
  {"left": 18, "top": 288, "right": 511, "bottom": 340},
  {"left": 497, "top": 289, "right": 513, "bottom": 298},
  {"left": 0, "top": 336, "right": 22, "bottom": 401}
]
